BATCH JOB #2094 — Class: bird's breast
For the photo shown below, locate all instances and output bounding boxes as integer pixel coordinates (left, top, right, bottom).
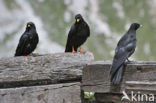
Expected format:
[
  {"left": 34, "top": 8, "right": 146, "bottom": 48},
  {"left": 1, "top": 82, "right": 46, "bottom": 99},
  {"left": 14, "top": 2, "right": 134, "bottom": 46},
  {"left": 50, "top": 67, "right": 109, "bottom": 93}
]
[{"left": 76, "top": 27, "right": 89, "bottom": 36}]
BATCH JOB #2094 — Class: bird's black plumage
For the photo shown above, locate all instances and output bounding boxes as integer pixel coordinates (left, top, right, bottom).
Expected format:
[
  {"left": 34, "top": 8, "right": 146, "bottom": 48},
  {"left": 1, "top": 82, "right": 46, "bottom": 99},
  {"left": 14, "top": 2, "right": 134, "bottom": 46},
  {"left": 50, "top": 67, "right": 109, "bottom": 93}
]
[
  {"left": 15, "top": 22, "right": 39, "bottom": 56},
  {"left": 65, "top": 14, "right": 90, "bottom": 52},
  {"left": 110, "top": 23, "right": 140, "bottom": 84}
]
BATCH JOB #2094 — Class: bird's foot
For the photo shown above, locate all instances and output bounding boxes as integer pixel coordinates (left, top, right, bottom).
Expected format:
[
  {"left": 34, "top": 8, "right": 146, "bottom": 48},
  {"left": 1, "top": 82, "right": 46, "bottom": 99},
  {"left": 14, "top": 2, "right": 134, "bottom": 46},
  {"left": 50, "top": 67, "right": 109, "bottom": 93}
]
[
  {"left": 79, "top": 48, "right": 86, "bottom": 53},
  {"left": 72, "top": 46, "right": 76, "bottom": 53},
  {"left": 24, "top": 55, "right": 29, "bottom": 58},
  {"left": 126, "top": 58, "right": 131, "bottom": 62},
  {"left": 126, "top": 58, "right": 135, "bottom": 64},
  {"left": 72, "top": 50, "right": 76, "bottom": 53}
]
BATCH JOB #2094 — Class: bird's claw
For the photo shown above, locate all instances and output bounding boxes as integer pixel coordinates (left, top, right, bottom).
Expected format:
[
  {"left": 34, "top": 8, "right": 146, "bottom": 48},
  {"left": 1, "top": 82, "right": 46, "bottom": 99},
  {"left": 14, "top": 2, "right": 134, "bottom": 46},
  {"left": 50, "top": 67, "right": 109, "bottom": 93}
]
[
  {"left": 72, "top": 50, "right": 76, "bottom": 53},
  {"left": 126, "top": 58, "right": 131, "bottom": 62},
  {"left": 79, "top": 48, "right": 86, "bottom": 53},
  {"left": 24, "top": 55, "right": 29, "bottom": 58},
  {"left": 72, "top": 46, "right": 76, "bottom": 53}
]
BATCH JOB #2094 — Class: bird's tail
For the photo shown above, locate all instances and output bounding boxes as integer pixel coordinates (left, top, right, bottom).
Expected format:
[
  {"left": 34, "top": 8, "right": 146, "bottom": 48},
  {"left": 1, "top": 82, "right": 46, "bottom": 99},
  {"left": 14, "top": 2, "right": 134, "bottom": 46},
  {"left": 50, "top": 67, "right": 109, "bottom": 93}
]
[
  {"left": 14, "top": 51, "right": 19, "bottom": 57},
  {"left": 14, "top": 54, "right": 17, "bottom": 57},
  {"left": 65, "top": 45, "right": 72, "bottom": 52},
  {"left": 111, "top": 64, "right": 124, "bottom": 84}
]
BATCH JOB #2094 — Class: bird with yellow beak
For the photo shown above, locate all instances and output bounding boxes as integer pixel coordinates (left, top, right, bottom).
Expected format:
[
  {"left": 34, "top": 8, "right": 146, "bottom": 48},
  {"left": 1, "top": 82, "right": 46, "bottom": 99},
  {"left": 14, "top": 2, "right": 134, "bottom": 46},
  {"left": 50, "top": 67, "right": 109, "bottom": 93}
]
[
  {"left": 77, "top": 18, "right": 80, "bottom": 23},
  {"left": 27, "top": 24, "right": 31, "bottom": 28},
  {"left": 15, "top": 22, "right": 39, "bottom": 57},
  {"left": 65, "top": 14, "right": 90, "bottom": 53}
]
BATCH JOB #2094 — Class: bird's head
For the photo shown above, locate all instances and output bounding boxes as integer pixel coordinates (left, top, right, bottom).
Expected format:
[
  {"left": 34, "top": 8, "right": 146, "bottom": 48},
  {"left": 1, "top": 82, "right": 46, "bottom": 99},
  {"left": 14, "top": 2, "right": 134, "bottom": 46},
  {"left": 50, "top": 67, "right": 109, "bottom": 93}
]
[
  {"left": 129, "top": 23, "right": 141, "bottom": 31},
  {"left": 26, "top": 22, "right": 36, "bottom": 31},
  {"left": 75, "top": 14, "right": 83, "bottom": 23}
]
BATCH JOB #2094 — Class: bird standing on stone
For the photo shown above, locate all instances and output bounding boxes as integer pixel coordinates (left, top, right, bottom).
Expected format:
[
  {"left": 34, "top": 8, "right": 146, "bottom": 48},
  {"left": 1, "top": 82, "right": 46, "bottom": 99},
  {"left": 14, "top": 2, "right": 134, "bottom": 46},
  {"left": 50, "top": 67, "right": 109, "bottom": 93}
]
[
  {"left": 110, "top": 23, "right": 141, "bottom": 84},
  {"left": 65, "top": 14, "right": 90, "bottom": 53},
  {"left": 15, "top": 22, "right": 39, "bottom": 57}
]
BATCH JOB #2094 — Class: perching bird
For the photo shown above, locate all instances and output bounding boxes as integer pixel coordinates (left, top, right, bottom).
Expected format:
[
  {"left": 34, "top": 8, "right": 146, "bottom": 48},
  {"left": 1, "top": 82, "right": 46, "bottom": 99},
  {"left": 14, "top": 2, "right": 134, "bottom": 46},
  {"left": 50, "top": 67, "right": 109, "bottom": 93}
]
[
  {"left": 15, "top": 22, "right": 39, "bottom": 57},
  {"left": 65, "top": 14, "right": 90, "bottom": 53},
  {"left": 110, "top": 23, "right": 141, "bottom": 84}
]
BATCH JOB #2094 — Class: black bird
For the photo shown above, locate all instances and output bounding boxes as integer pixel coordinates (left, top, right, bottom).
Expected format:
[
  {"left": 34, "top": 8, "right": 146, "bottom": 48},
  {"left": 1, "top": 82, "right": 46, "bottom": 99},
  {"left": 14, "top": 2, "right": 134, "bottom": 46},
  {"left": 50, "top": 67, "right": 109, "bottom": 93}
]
[
  {"left": 110, "top": 23, "right": 141, "bottom": 84},
  {"left": 15, "top": 22, "right": 39, "bottom": 57},
  {"left": 65, "top": 14, "right": 90, "bottom": 53}
]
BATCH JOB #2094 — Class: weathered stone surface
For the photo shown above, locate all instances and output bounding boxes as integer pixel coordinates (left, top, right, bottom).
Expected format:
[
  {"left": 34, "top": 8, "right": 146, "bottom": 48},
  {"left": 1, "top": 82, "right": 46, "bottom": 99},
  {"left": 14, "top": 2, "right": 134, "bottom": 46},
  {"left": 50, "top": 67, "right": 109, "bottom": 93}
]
[
  {"left": 0, "top": 52, "right": 94, "bottom": 88},
  {"left": 0, "top": 82, "right": 81, "bottom": 103},
  {"left": 82, "top": 61, "right": 156, "bottom": 93},
  {"left": 82, "top": 61, "right": 156, "bottom": 103}
]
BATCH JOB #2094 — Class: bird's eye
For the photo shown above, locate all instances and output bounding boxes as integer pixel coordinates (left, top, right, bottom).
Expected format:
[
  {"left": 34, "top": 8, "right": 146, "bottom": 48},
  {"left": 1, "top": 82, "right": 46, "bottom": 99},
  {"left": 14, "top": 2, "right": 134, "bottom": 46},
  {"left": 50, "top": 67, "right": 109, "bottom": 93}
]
[
  {"left": 77, "top": 18, "right": 80, "bottom": 22},
  {"left": 27, "top": 24, "right": 31, "bottom": 27}
]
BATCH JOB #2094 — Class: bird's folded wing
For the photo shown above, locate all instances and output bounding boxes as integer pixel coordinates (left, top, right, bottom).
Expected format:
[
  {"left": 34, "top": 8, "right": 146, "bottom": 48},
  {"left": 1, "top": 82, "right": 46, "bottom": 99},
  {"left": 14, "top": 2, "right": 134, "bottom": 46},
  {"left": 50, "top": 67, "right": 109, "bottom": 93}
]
[
  {"left": 110, "top": 41, "right": 135, "bottom": 75},
  {"left": 16, "top": 34, "right": 29, "bottom": 54},
  {"left": 66, "top": 25, "right": 76, "bottom": 46},
  {"left": 110, "top": 47, "right": 129, "bottom": 75}
]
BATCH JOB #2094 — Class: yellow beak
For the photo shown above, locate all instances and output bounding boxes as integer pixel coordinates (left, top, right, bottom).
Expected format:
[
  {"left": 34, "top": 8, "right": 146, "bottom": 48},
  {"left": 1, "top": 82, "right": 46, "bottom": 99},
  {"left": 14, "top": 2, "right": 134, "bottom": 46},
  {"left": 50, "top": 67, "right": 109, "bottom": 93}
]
[
  {"left": 77, "top": 19, "right": 80, "bottom": 22},
  {"left": 28, "top": 24, "right": 31, "bottom": 27}
]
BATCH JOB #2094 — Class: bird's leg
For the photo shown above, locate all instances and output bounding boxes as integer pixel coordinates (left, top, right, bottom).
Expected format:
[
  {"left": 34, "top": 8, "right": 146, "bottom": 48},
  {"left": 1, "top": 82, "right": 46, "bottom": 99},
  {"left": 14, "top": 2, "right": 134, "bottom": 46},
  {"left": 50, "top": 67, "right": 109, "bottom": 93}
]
[
  {"left": 24, "top": 55, "right": 29, "bottom": 58},
  {"left": 72, "top": 46, "right": 76, "bottom": 53},
  {"left": 126, "top": 58, "right": 131, "bottom": 62},
  {"left": 79, "top": 47, "right": 85, "bottom": 53}
]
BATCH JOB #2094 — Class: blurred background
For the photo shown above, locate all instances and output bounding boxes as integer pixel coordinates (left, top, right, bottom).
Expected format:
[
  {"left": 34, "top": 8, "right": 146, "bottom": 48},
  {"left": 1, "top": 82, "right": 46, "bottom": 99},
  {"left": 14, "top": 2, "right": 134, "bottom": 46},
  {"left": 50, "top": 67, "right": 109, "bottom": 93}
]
[{"left": 1, "top": 0, "right": 156, "bottom": 61}]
